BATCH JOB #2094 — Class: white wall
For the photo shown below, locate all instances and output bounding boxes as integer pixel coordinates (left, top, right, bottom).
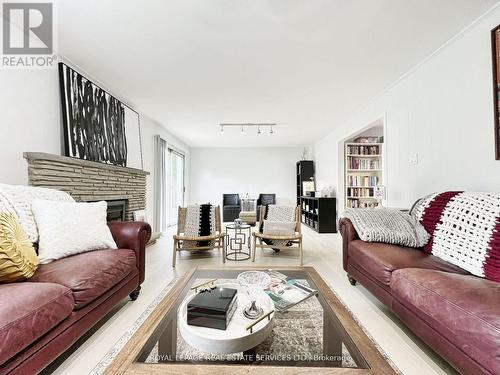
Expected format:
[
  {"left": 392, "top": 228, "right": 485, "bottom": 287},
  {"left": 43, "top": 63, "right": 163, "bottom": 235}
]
[
  {"left": 190, "top": 147, "right": 302, "bottom": 208},
  {"left": 0, "top": 62, "right": 190, "bottom": 230},
  {"left": 314, "top": 6, "right": 500, "bottom": 211}
]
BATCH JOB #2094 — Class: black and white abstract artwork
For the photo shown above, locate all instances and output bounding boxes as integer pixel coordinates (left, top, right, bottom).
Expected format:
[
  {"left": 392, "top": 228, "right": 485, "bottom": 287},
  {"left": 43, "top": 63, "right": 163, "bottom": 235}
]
[{"left": 58, "top": 63, "right": 143, "bottom": 169}]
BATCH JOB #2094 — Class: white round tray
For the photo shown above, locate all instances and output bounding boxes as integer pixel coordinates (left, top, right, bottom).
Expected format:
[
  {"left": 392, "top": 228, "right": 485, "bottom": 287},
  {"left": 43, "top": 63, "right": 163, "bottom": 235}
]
[{"left": 178, "top": 283, "right": 275, "bottom": 354}]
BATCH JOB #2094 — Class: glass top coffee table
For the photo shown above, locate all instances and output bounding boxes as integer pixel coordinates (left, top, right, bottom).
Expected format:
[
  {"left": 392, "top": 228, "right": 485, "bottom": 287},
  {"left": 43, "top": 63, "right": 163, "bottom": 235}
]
[{"left": 103, "top": 266, "right": 397, "bottom": 374}]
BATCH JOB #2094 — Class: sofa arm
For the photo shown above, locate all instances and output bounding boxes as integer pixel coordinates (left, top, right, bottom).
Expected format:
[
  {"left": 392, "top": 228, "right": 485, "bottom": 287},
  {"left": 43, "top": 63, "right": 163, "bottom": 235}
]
[
  {"left": 108, "top": 221, "right": 151, "bottom": 284},
  {"left": 339, "top": 218, "right": 359, "bottom": 272}
]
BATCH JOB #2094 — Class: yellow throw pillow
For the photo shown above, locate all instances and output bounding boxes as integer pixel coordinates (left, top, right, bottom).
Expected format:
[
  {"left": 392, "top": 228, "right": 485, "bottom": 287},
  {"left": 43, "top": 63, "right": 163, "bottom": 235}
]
[{"left": 0, "top": 213, "right": 39, "bottom": 282}]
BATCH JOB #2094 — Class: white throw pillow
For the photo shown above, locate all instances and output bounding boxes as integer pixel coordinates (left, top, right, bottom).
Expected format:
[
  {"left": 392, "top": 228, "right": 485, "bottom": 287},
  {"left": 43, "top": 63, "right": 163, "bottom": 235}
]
[{"left": 31, "top": 200, "right": 117, "bottom": 264}]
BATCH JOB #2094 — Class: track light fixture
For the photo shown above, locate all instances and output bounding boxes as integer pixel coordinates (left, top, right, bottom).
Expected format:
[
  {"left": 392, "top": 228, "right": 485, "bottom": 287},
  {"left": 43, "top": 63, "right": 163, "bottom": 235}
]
[{"left": 219, "top": 123, "right": 277, "bottom": 135}]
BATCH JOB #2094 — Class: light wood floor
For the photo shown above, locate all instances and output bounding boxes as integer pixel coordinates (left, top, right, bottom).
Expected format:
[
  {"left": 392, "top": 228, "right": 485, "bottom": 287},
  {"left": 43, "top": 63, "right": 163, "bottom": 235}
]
[{"left": 46, "top": 225, "right": 457, "bottom": 375}]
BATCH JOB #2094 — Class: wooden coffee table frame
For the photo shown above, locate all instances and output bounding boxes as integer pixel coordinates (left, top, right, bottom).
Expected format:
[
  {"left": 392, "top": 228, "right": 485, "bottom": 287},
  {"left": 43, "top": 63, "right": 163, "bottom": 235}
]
[{"left": 104, "top": 266, "right": 397, "bottom": 374}]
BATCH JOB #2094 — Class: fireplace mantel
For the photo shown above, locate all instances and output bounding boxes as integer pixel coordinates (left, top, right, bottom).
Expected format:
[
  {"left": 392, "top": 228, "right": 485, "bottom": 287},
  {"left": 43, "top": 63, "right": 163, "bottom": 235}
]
[{"left": 24, "top": 152, "right": 149, "bottom": 221}]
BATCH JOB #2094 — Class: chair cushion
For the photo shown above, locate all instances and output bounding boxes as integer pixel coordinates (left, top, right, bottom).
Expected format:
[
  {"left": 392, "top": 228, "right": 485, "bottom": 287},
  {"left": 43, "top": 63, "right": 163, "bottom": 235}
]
[
  {"left": 0, "top": 282, "right": 74, "bottom": 365},
  {"left": 30, "top": 249, "right": 137, "bottom": 309},
  {"left": 392, "top": 269, "right": 500, "bottom": 374},
  {"left": 348, "top": 240, "right": 468, "bottom": 286}
]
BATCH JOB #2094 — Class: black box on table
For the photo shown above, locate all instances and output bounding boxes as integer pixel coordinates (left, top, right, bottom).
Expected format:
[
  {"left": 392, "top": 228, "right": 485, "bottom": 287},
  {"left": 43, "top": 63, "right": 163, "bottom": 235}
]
[{"left": 187, "top": 287, "right": 238, "bottom": 330}]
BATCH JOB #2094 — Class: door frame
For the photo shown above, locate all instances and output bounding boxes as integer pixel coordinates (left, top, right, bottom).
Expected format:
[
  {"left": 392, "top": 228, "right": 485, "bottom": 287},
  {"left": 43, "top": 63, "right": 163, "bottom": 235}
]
[{"left": 167, "top": 146, "right": 186, "bottom": 227}]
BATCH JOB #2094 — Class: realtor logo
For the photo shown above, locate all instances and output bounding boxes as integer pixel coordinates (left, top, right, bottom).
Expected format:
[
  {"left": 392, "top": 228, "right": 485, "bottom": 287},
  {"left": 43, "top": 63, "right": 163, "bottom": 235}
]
[{"left": 1, "top": 2, "right": 55, "bottom": 67}]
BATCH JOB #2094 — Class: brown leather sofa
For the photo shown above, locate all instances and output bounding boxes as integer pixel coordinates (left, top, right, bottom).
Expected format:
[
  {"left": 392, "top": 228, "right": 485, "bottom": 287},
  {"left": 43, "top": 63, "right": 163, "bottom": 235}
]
[
  {"left": 339, "top": 218, "right": 500, "bottom": 375},
  {"left": 0, "top": 221, "right": 151, "bottom": 375}
]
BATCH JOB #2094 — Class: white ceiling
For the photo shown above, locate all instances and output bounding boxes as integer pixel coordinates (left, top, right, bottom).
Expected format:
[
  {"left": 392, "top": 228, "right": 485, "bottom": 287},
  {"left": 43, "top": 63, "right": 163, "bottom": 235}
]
[{"left": 57, "top": 0, "right": 498, "bottom": 147}]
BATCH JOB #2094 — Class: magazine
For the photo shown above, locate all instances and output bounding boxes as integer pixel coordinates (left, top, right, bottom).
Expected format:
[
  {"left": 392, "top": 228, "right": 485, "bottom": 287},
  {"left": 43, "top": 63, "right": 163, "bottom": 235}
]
[{"left": 263, "top": 270, "right": 318, "bottom": 312}]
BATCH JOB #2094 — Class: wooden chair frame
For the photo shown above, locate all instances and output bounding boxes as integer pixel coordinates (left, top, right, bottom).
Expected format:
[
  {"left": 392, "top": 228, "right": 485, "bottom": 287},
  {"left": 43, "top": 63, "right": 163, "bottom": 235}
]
[
  {"left": 172, "top": 206, "right": 225, "bottom": 267},
  {"left": 252, "top": 205, "right": 303, "bottom": 265}
]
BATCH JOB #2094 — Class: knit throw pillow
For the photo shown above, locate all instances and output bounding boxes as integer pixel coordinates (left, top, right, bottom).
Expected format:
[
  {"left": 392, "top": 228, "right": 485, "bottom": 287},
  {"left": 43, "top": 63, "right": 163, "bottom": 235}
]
[
  {"left": 0, "top": 213, "right": 39, "bottom": 282},
  {"left": 412, "top": 192, "right": 500, "bottom": 282}
]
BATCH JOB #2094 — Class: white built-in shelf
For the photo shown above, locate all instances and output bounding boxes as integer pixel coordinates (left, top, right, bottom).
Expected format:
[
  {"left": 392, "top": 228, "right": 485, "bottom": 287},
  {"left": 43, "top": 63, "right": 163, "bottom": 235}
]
[{"left": 345, "top": 140, "right": 383, "bottom": 209}]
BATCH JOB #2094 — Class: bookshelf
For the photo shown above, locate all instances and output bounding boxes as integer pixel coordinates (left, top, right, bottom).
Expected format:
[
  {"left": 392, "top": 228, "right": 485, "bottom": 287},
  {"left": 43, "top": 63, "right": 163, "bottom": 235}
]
[
  {"left": 344, "top": 141, "right": 383, "bottom": 208},
  {"left": 296, "top": 160, "right": 337, "bottom": 233},
  {"left": 296, "top": 161, "right": 314, "bottom": 207}
]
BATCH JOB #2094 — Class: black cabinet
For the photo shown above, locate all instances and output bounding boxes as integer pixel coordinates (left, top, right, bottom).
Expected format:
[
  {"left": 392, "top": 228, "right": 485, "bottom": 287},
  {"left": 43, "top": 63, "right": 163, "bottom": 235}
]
[{"left": 300, "top": 196, "right": 337, "bottom": 233}]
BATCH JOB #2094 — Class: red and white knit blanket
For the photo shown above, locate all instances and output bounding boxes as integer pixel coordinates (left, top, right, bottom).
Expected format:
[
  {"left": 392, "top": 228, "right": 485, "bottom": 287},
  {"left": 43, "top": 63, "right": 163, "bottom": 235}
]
[{"left": 412, "top": 192, "right": 500, "bottom": 282}]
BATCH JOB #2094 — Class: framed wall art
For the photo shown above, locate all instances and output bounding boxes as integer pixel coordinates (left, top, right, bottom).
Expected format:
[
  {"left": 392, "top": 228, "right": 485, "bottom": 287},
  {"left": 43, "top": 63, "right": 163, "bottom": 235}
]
[{"left": 58, "top": 62, "right": 143, "bottom": 169}]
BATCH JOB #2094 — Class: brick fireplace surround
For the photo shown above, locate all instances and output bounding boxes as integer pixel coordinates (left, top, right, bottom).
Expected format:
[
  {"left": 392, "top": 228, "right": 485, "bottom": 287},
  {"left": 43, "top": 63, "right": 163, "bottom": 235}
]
[{"left": 24, "top": 152, "right": 149, "bottom": 221}]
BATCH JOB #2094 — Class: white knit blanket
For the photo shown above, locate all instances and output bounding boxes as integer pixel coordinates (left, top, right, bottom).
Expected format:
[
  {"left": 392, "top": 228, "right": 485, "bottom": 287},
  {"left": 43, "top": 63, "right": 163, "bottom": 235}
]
[
  {"left": 261, "top": 205, "right": 296, "bottom": 247},
  {"left": 182, "top": 204, "right": 216, "bottom": 248},
  {"left": 411, "top": 191, "right": 500, "bottom": 281},
  {"left": 0, "top": 183, "right": 74, "bottom": 243},
  {"left": 342, "top": 208, "right": 429, "bottom": 247}
]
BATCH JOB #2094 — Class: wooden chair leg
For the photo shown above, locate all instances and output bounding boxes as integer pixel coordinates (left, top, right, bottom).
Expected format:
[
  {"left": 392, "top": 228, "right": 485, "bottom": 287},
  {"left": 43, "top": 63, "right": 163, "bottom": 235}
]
[
  {"left": 252, "top": 236, "right": 257, "bottom": 262},
  {"left": 299, "top": 239, "right": 303, "bottom": 266},
  {"left": 172, "top": 239, "right": 178, "bottom": 268},
  {"left": 221, "top": 237, "right": 226, "bottom": 264}
]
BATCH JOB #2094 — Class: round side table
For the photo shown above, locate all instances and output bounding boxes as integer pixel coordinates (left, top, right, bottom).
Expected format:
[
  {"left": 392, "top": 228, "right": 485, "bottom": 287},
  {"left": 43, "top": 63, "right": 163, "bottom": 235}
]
[{"left": 225, "top": 223, "right": 251, "bottom": 261}]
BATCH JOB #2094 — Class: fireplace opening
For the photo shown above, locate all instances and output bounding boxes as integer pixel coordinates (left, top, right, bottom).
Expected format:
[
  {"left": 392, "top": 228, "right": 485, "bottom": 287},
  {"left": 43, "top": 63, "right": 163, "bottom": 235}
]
[{"left": 105, "top": 199, "right": 127, "bottom": 222}]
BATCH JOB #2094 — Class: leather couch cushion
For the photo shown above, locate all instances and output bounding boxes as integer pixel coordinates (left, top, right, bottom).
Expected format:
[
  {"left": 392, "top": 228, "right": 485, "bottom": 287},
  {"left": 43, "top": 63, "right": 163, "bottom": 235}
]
[
  {"left": 30, "top": 249, "right": 137, "bottom": 309},
  {"left": 0, "top": 282, "right": 74, "bottom": 365},
  {"left": 349, "top": 240, "right": 468, "bottom": 286},
  {"left": 392, "top": 269, "right": 500, "bottom": 374}
]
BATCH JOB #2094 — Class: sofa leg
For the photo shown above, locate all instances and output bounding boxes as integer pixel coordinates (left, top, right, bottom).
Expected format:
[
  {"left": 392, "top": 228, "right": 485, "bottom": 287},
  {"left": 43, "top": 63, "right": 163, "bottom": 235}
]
[
  {"left": 129, "top": 286, "right": 141, "bottom": 301},
  {"left": 347, "top": 275, "right": 357, "bottom": 286}
]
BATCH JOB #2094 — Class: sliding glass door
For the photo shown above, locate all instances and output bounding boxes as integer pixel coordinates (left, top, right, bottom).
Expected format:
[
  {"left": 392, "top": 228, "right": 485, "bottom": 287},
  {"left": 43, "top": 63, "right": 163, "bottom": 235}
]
[{"left": 168, "top": 148, "right": 185, "bottom": 227}]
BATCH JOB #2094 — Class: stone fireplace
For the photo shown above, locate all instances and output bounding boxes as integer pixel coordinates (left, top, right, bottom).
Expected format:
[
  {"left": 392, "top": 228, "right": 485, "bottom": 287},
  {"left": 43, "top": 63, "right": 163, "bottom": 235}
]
[{"left": 24, "top": 152, "right": 149, "bottom": 221}]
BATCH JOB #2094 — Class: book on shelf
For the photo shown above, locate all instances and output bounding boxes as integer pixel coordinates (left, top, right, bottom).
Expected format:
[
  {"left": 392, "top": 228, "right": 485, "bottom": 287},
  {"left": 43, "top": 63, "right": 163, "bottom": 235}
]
[
  {"left": 347, "top": 157, "right": 380, "bottom": 170},
  {"left": 346, "top": 175, "right": 379, "bottom": 187},
  {"left": 347, "top": 187, "right": 374, "bottom": 198},
  {"left": 346, "top": 199, "right": 379, "bottom": 209},
  {"left": 346, "top": 144, "right": 380, "bottom": 156}
]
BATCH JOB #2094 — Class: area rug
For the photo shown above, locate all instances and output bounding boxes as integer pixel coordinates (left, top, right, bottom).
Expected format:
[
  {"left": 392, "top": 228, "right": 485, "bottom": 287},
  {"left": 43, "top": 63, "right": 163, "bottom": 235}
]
[{"left": 144, "top": 290, "right": 356, "bottom": 367}]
